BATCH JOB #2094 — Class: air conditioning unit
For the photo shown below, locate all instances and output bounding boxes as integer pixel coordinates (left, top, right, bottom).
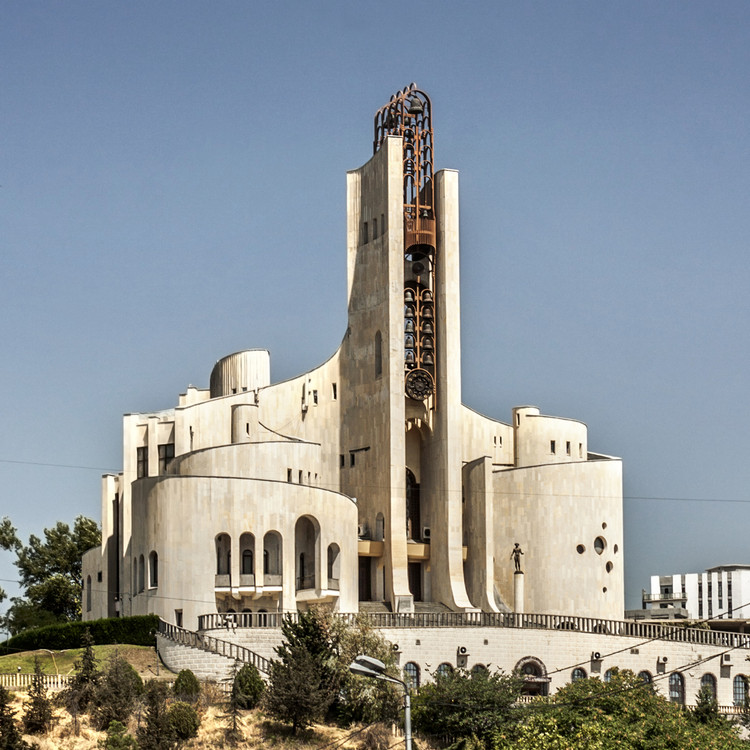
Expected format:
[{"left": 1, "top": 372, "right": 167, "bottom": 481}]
[
  {"left": 392, "top": 643, "right": 400, "bottom": 652},
  {"left": 458, "top": 646, "right": 469, "bottom": 656},
  {"left": 357, "top": 525, "right": 364, "bottom": 537},
  {"left": 722, "top": 653, "right": 732, "bottom": 664},
  {"left": 658, "top": 656, "right": 668, "bottom": 664},
  {"left": 422, "top": 526, "right": 431, "bottom": 541},
  {"left": 591, "top": 651, "right": 602, "bottom": 661},
  {"left": 301, "top": 403, "right": 308, "bottom": 413}
]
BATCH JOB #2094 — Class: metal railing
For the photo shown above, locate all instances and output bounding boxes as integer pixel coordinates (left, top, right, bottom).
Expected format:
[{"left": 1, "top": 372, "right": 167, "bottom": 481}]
[
  {"left": 643, "top": 592, "right": 687, "bottom": 602},
  {"left": 195, "top": 610, "right": 750, "bottom": 650},
  {"left": 158, "top": 619, "right": 270, "bottom": 675}
]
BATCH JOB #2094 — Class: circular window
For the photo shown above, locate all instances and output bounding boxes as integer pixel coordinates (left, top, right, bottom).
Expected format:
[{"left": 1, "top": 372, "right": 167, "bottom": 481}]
[
  {"left": 614, "top": 544, "right": 619, "bottom": 554},
  {"left": 576, "top": 544, "right": 585, "bottom": 554},
  {"left": 602, "top": 522, "right": 607, "bottom": 530},
  {"left": 594, "top": 537, "right": 606, "bottom": 555},
  {"left": 606, "top": 562, "right": 613, "bottom": 573},
  {"left": 602, "top": 587, "right": 608, "bottom": 593}
]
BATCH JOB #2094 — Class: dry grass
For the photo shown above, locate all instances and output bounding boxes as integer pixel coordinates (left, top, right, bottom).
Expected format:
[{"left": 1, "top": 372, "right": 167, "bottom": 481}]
[{"left": 7, "top": 690, "right": 425, "bottom": 749}]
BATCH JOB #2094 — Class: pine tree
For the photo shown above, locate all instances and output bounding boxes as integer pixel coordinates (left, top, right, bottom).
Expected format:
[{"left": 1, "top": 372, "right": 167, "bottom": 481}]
[
  {"left": 0, "top": 684, "right": 30, "bottom": 750},
  {"left": 92, "top": 650, "right": 144, "bottom": 730},
  {"left": 137, "top": 680, "right": 175, "bottom": 750},
  {"left": 65, "top": 628, "right": 100, "bottom": 715},
  {"left": 22, "top": 657, "right": 52, "bottom": 735},
  {"left": 97, "top": 720, "right": 137, "bottom": 750}
]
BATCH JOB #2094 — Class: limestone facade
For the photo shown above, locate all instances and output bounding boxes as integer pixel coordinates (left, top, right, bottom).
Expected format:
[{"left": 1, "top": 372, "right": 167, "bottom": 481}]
[{"left": 82, "top": 86, "right": 624, "bottom": 634}]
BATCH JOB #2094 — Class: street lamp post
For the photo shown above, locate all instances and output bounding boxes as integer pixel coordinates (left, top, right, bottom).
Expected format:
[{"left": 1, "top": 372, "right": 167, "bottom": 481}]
[{"left": 349, "top": 654, "right": 412, "bottom": 750}]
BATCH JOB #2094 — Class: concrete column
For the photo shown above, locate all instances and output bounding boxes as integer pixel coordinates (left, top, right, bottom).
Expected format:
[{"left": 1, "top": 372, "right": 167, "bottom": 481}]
[{"left": 514, "top": 571, "right": 525, "bottom": 613}]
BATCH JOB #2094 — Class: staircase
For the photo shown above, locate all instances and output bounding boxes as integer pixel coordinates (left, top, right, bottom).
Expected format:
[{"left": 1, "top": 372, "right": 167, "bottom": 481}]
[{"left": 156, "top": 619, "right": 271, "bottom": 681}]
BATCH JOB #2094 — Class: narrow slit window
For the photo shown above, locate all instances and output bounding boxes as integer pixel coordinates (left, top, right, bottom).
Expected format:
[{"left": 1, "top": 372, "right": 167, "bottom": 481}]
[{"left": 550, "top": 440, "right": 556, "bottom": 454}]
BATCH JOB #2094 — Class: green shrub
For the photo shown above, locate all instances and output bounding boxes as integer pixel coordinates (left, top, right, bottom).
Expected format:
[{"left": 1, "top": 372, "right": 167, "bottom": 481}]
[
  {"left": 168, "top": 701, "right": 200, "bottom": 740},
  {"left": 3, "top": 615, "right": 159, "bottom": 652},
  {"left": 233, "top": 663, "right": 265, "bottom": 709},
  {"left": 98, "top": 720, "right": 138, "bottom": 750},
  {"left": 172, "top": 669, "right": 201, "bottom": 703},
  {"left": 92, "top": 651, "right": 144, "bottom": 730}
]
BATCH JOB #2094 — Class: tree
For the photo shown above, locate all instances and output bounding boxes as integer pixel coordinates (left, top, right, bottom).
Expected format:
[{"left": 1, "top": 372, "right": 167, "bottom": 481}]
[
  {"left": 691, "top": 683, "right": 721, "bottom": 726},
  {"left": 22, "top": 657, "right": 52, "bottom": 735},
  {"left": 232, "top": 663, "right": 264, "bottom": 711},
  {"left": 0, "top": 515, "right": 100, "bottom": 634},
  {"left": 411, "top": 666, "right": 522, "bottom": 747},
  {"left": 167, "top": 701, "right": 200, "bottom": 742},
  {"left": 137, "top": 680, "right": 175, "bottom": 750},
  {"left": 333, "top": 614, "right": 401, "bottom": 724},
  {"left": 92, "top": 650, "right": 144, "bottom": 730},
  {"left": 172, "top": 669, "right": 200, "bottom": 704},
  {"left": 63, "top": 628, "right": 101, "bottom": 718},
  {"left": 263, "top": 610, "right": 339, "bottom": 732},
  {"left": 0, "top": 684, "right": 31, "bottom": 750}
]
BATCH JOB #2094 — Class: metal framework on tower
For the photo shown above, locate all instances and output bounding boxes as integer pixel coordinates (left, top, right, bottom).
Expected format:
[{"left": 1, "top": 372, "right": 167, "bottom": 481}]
[{"left": 374, "top": 84, "right": 437, "bottom": 405}]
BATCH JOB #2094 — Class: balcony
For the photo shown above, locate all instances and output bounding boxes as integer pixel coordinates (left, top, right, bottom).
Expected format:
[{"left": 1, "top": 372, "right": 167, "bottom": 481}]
[
  {"left": 263, "top": 573, "right": 282, "bottom": 587},
  {"left": 214, "top": 574, "right": 231, "bottom": 589},
  {"left": 239, "top": 574, "right": 255, "bottom": 587},
  {"left": 642, "top": 591, "right": 688, "bottom": 604},
  {"left": 296, "top": 575, "right": 316, "bottom": 592}
]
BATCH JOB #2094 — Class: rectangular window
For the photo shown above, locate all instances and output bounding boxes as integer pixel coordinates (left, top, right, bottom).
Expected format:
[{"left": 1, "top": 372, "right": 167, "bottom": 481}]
[
  {"left": 719, "top": 581, "right": 723, "bottom": 608},
  {"left": 566, "top": 441, "right": 571, "bottom": 456},
  {"left": 363, "top": 221, "right": 369, "bottom": 244},
  {"left": 579, "top": 443, "right": 583, "bottom": 458},
  {"left": 175, "top": 610, "right": 183, "bottom": 628},
  {"left": 340, "top": 454, "right": 345, "bottom": 468},
  {"left": 313, "top": 390, "right": 318, "bottom": 405},
  {"left": 550, "top": 440, "right": 556, "bottom": 454},
  {"left": 287, "top": 468, "right": 292, "bottom": 482},
  {"left": 350, "top": 453, "right": 355, "bottom": 467},
  {"left": 158, "top": 443, "right": 175, "bottom": 474},
  {"left": 299, "top": 470, "right": 303, "bottom": 484},
  {"left": 137, "top": 447, "right": 148, "bottom": 478},
  {"left": 97, "top": 571, "right": 102, "bottom": 582},
  {"left": 332, "top": 383, "right": 337, "bottom": 400},
  {"left": 373, "top": 218, "right": 378, "bottom": 238}
]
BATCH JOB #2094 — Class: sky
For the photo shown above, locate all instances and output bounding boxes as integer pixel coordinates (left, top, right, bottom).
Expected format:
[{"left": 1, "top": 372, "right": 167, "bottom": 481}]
[{"left": 2, "top": 1, "right": 750, "bottom": 616}]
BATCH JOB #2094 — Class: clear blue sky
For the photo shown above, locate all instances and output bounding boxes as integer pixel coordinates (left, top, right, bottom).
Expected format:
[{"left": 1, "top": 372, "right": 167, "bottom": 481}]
[{"left": 2, "top": 1, "right": 749, "bottom": 615}]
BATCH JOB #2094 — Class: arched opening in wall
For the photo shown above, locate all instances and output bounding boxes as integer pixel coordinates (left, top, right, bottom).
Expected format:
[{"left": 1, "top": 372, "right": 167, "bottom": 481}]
[
  {"left": 132, "top": 559, "right": 137, "bottom": 595},
  {"left": 149, "top": 551, "right": 158, "bottom": 588},
  {"left": 435, "top": 663, "right": 453, "bottom": 679},
  {"left": 295, "top": 515, "right": 319, "bottom": 591},
  {"left": 403, "top": 662, "right": 420, "bottom": 690},
  {"left": 375, "top": 513, "right": 385, "bottom": 541},
  {"left": 215, "top": 533, "right": 231, "bottom": 584},
  {"left": 375, "top": 330, "right": 383, "bottom": 378},
  {"left": 638, "top": 671, "right": 653, "bottom": 684},
  {"left": 240, "top": 532, "right": 255, "bottom": 585},
  {"left": 514, "top": 656, "right": 550, "bottom": 697},
  {"left": 327, "top": 544, "right": 340, "bottom": 590},
  {"left": 571, "top": 667, "right": 587, "bottom": 682},
  {"left": 138, "top": 554, "right": 145, "bottom": 593},
  {"left": 700, "top": 673, "right": 717, "bottom": 699},
  {"left": 263, "top": 531, "right": 282, "bottom": 585},
  {"left": 669, "top": 673, "right": 685, "bottom": 704},
  {"left": 406, "top": 468, "right": 420, "bottom": 540},
  {"left": 734, "top": 675, "right": 748, "bottom": 706},
  {"left": 86, "top": 575, "right": 92, "bottom": 612}
]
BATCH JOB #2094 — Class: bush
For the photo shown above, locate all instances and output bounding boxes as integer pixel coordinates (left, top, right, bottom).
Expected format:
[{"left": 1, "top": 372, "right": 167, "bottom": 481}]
[
  {"left": 233, "top": 663, "right": 265, "bottom": 709},
  {"left": 98, "top": 720, "right": 138, "bottom": 750},
  {"left": 137, "top": 680, "right": 174, "bottom": 750},
  {"left": 168, "top": 701, "right": 200, "bottom": 741},
  {"left": 22, "top": 657, "right": 53, "bottom": 734},
  {"left": 3, "top": 615, "right": 159, "bottom": 652},
  {"left": 172, "top": 669, "right": 201, "bottom": 703}
]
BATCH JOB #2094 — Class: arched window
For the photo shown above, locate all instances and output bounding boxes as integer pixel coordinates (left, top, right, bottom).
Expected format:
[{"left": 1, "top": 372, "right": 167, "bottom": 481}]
[
  {"left": 638, "top": 671, "right": 653, "bottom": 684},
  {"left": 133, "top": 559, "right": 138, "bottom": 594},
  {"left": 295, "top": 515, "right": 319, "bottom": 591},
  {"left": 375, "top": 331, "right": 383, "bottom": 377},
  {"left": 86, "top": 575, "right": 92, "bottom": 612},
  {"left": 138, "top": 554, "right": 145, "bottom": 593},
  {"left": 669, "top": 673, "right": 684, "bottom": 704},
  {"left": 327, "top": 543, "right": 340, "bottom": 587},
  {"left": 604, "top": 668, "right": 614, "bottom": 683},
  {"left": 734, "top": 675, "right": 748, "bottom": 706},
  {"left": 700, "top": 673, "right": 717, "bottom": 699},
  {"left": 263, "top": 531, "right": 282, "bottom": 581},
  {"left": 471, "top": 664, "right": 489, "bottom": 676},
  {"left": 149, "top": 551, "right": 158, "bottom": 587},
  {"left": 435, "top": 663, "right": 453, "bottom": 679},
  {"left": 515, "top": 656, "right": 550, "bottom": 697},
  {"left": 215, "top": 533, "right": 231, "bottom": 576},
  {"left": 571, "top": 667, "right": 587, "bottom": 682},
  {"left": 240, "top": 532, "right": 255, "bottom": 580},
  {"left": 404, "top": 662, "right": 420, "bottom": 690}
]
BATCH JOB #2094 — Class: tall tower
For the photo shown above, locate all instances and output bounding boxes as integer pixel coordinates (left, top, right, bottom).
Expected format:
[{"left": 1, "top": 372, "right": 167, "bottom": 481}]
[{"left": 342, "top": 84, "right": 473, "bottom": 613}]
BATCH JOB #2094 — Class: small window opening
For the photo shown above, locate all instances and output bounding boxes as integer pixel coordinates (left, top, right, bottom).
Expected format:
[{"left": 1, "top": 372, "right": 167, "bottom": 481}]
[
  {"left": 566, "top": 441, "right": 571, "bottom": 456},
  {"left": 579, "top": 443, "right": 583, "bottom": 458},
  {"left": 340, "top": 454, "right": 345, "bottom": 468},
  {"left": 332, "top": 383, "right": 337, "bottom": 399},
  {"left": 373, "top": 218, "right": 378, "bottom": 238},
  {"left": 350, "top": 453, "right": 355, "bottom": 467},
  {"left": 287, "top": 468, "right": 292, "bottom": 482},
  {"left": 381, "top": 213, "right": 385, "bottom": 233},
  {"left": 550, "top": 440, "right": 556, "bottom": 454},
  {"left": 299, "top": 470, "right": 303, "bottom": 484},
  {"left": 313, "top": 390, "right": 318, "bottom": 405},
  {"left": 363, "top": 221, "right": 369, "bottom": 244}
]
